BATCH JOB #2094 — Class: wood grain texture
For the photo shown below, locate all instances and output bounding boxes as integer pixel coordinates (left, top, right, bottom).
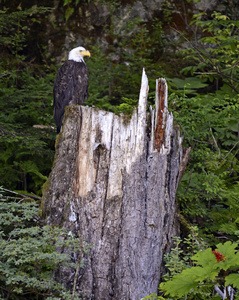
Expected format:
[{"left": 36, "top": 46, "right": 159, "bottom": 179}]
[{"left": 43, "top": 70, "right": 183, "bottom": 300}]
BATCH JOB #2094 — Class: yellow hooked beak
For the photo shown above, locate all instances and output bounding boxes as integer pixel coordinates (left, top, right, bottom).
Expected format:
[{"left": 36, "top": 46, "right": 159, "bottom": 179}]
[{"left": 81, "top": 50, "right": 91, "bottom": 57}]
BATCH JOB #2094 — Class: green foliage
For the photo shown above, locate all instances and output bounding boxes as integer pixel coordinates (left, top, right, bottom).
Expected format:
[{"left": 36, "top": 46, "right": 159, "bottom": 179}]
[
  {"left": 143, "top": 228, "right": 207, "bottom": 300},
  {"left": 180, "top": 11, "right": 239, "bottom": 93},
  {"left": 170, "top": 85, "right": 239, "bottom": 240},
  {"left": 163, "top": 237, "right": 187, "bottom": 281},
  {"left": 142, "top": 294, "right": 166, "bottom": 300},
  {"left": 86, "top": 16, "right": 167, "bottom": 113},
  {"left": 0, "top": 4, "right": 52, "bottom": 57},
  {"left": 0, "top": 4, "right": 56, "bottom": 195},
  {"left": 160, "top": 241, "right": 239, "bottom": 299},
  {"left": 163, "top": 227, "right": 208, "bottom": 280},
  {"left": 0, "top": 64, "right": 56, "bottom": 194},
  {"left": 144, "top": 8, "right": 239, "bottom": 299},
  {"left": 169, "top": 77, "right": 209, "bottom": 95},
  {"left": 0, "top": 188, "right": 90, "bottom": 299}
]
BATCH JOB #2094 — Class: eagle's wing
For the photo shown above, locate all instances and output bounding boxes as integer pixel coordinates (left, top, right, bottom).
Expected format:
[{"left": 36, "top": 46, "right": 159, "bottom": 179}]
[
  {"left": 53, "top": 60, "right": 89, "bottom": 133},
  {"left": 71, "top": 61, "right": 89, "bottom": 105}
]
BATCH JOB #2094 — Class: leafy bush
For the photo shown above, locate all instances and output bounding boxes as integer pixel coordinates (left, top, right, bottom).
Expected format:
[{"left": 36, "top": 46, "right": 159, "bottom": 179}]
[
  {"left": 143, "top": 231, "right": 239, "bottom": 299},
  {"left": 170, "top": 90, "right": 239, "bottom": 241},
  {"left": 163, "top": 9, "right": 239, "bottom": 242},
  {"left": 160, "top": 241, "right": 239, "bottom": 299},
  {"left": 0, "top": 188, "right": 90, "bottom": 299},
  {"left": 143, "top": 8, "right": 239, "bottom": 299},
  {"left": 180, "top": 11, "right": 239, "bottom": 93}
]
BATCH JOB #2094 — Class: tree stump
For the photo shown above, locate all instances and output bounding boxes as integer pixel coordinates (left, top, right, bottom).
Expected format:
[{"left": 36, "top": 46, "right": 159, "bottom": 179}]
[{"left": 42, "top": 69, "right": 183, "bottom": 300}]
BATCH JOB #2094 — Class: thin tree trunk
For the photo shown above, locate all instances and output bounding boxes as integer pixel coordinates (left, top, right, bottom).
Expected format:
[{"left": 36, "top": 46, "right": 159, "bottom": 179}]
[{"left": 43, "top": 69, "right": 183, "bottom": 300}]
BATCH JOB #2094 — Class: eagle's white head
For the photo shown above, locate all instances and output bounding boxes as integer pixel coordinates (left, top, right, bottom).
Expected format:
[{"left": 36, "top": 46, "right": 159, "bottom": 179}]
[{"left": 68, "top": 46, "right": 91, "bottom": 62}]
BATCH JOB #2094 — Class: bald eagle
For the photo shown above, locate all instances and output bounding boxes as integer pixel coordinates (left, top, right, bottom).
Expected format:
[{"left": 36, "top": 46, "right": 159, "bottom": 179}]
[{"left": 53, "top": 46, "right": 91, "bottom": 133}]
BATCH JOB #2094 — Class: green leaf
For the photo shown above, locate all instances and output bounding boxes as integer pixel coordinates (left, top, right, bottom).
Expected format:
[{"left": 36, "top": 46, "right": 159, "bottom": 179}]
[
  {"left": 215, "top": 241, "right": 239, "bottom": 270},
  {"left": 225, "top": 273, "right": 239, "bottom": 289},
  {"left": 191, "top": 248, "right": 216, "bottom": 269},
  {"left": 230, "top": 42, "right": 236, "bottom": 52},
  {"left": 170, "top": 77, "right": 208, "bottom": 91},
  {"left": 65, "top": 6, "right": 74, "bottom": 22},
  {"left": 160, "top": 270, "right": 198, "bottom": 298}
]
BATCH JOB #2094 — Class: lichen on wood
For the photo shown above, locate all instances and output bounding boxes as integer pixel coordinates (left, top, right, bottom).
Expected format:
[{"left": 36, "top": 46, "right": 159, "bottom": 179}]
[{"left": 42, "top": 69, "right": 183, "bottom": 300}]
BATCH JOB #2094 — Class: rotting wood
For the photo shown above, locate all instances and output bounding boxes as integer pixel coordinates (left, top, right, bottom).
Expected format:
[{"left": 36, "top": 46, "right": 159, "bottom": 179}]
[
  {"left": 154, "top": 78, "right": 168, "bottom": 151},
  {"left": 42, "top": 69, "right": 183, "bottom": 300},
  {"left": 179, "top": 147, "right": 191, "bottom": 182}
]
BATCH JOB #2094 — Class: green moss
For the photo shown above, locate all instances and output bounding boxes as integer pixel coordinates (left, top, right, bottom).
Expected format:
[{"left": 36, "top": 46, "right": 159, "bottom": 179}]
[
  {"left": 179, "top": 213, "right": 191, "bottom": 235},
  {"left": 40, "top": 176, "right": 52, "bottom": 218}
]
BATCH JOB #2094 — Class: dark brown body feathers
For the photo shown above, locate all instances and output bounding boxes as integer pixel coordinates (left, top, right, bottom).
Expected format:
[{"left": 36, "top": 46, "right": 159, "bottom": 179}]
[{"left": 53, "top": 60, "right": 88, "bottom": 133}]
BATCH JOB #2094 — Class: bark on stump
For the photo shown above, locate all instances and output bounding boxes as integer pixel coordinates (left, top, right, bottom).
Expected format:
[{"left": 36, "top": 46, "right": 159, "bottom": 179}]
[{"left": 42, "top": 69, "right": 183, "bottom": 300}]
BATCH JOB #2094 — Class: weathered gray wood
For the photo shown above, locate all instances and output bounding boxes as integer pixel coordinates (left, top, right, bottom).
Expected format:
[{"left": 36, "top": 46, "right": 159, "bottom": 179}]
[{"left": 42, "top": 69, "right": 183, "bottom": 300}]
